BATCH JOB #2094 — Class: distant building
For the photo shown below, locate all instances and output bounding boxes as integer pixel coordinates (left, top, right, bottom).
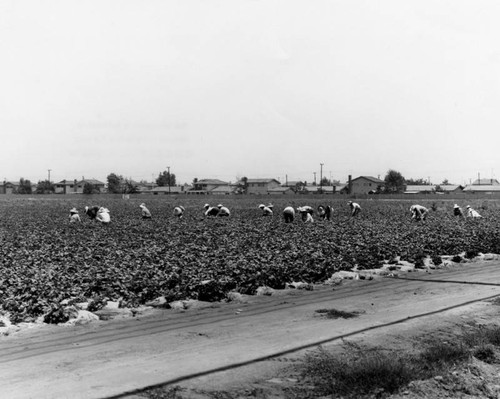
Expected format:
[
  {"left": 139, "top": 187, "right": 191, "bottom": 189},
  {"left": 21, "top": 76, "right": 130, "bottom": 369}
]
[
  {"left": 267, "top": 187, "right": 294, "bottom": 195},
  {"left": 149, "top": 186, "right": 188, "bottom": 195},
  {"left": 0, "top": 181, "right": 20, "bottom": 194},
  {"left": 303, "top": 185, "right": 338, "bottom": 194},
  {"left": 437, "top": 185, "right": 464, "bottom": 194},
  {"left": 193, "top": 179, "right": 230, "bottom": 192},
  {"left": 472, "top": 178, "right": 500, "bottom": 186},
  {"left": 211, "top": 185, "right": 236, "bottom": 195},
  {"left": 75, "top": 179, "right": 106, "bottom": 193},
  {"left": 404, "top": 185, "right": 436, "bottom": 194},
  {"left": 245, "top": 178, "right": 281, "bottom": 195},
  {"left": 463, "top": 185, "right": 500, "bottom": 194},
  {"left": 54, "top": 179, "right": 78, "bottom": 194},
  {"left": 350, "top": 176, "right": 384, "bottom": 195},
  {"left": 405, "top": 185, "right": 464, "bottom": 194}
]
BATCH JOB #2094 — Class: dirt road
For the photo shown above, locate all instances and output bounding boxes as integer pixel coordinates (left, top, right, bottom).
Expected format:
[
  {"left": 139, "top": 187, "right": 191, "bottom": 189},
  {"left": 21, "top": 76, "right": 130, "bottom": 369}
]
[{"left": 2, "top": 261, "right": 500, "bottom": 399}]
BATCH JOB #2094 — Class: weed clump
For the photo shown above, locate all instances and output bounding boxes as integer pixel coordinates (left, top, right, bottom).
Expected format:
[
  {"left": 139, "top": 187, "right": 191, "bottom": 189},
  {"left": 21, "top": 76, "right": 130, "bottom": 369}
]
[
  {"left": 300, "top": 340, "right": 472, "bottom": 397},
  {"left": 315, "top": 309, "right": 361, "bottom": 319}
]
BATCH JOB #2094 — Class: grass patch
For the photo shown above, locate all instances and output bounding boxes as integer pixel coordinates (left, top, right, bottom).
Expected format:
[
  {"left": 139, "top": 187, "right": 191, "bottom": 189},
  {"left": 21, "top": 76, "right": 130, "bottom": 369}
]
[
  {"left": 139, "top": 386, "right": 185, "bottom": 399},
  {"left": 489, "top": 296, "right": 500, "bottom": 306},
  {"left": 299, "top": 339, "right": 471, "bottom": 398},
  {"left": 301, "top": 346, "right": 427, "bottom": 397},
  {"left": 138, "top": 324, "right": 500, "bottom": 399},
  {"left": 315, "top": 308, "right": 362, "bottom": 319}
]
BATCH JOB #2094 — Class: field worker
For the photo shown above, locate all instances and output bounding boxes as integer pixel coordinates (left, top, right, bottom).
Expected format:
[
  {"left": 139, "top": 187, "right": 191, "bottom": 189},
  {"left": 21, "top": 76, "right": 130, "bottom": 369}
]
[
  {"left": 466, "top": 205, "right": 482, "bottom": 218},
  {"left": 139, "top": 203, "right": 152, "bottom": 219},
  {"left": 348, "top": 201, "right": 361, "bottom": 217},
  {"left": 259, "top": 204, "right": 273, "bottom": 216},
  {"left": 299, "top": 205, "right": 314, "bottom": 215},
  {"left": 318, "top": 205, "right": 326, "bottom": 219},
  {"left": 325, "top": 205, "right": 332, "bottom": 221},
  {"left": 453, "top": 204, "right": 464, "bottom": 217},
  {"left": 204, "top": 204, "right": 220, "bottom": 217},
  {"left": 217, "top": 204, "right": 231, "bottom": 217},
  {"left": 283, "top": 206, "right": 295, "bottom": 223},
  {"left": 410, "top": 204, "right": 429, "bottom": 221},
  {"left": 173, "top": 206, "right": 185, "bottom": 219},
  {"left": 84, "top": 206, "right": 100, "bottom": 220},
  {"left": 298, "top": 207, "right": 314, "bottom": 223},
  {"left": 317, "top": 205, "right": 333, "bottom": 221},
  {"left": 69, "top": 207, "right": 81, "bottom": 223},
  {"left": 96, "top": 207, "right": 111, "bottom": 224}
]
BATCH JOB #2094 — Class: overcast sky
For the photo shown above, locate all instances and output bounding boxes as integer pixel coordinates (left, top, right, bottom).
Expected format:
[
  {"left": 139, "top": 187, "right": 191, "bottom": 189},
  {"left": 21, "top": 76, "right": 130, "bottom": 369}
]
[{"left": 1, "top": 0, "right": 499, "bottom": 185}]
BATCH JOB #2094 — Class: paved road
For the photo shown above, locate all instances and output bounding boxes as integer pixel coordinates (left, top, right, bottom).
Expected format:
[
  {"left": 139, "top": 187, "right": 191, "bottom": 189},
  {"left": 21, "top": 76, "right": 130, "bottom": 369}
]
[{"left": 2, "top": 261, "right": 500, "bottom": 399}]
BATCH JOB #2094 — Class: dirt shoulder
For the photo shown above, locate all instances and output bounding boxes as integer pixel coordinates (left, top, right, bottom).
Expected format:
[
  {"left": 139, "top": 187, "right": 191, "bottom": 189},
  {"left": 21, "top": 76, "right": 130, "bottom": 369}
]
[
  {"left": 3, "top": 260, "right": 500, "bottom": 399},
  {"left": 143, "top": 299, "right": 500, "bottom": 399}
]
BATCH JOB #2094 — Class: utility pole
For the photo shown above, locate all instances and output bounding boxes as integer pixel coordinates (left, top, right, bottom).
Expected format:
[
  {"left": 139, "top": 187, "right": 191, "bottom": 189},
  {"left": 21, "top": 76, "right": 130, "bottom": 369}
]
[
  {"left": 48, "top": 169, "right": 51, "bottom": 183},
  {"left": 313, "top": 172, "right": 316, "bottom": 186},
  {"left": 320, "top": 163, "right": 324, "bottom": 193},
  {"left": 167, "top": 166, "right": 171, "bottom": 194}
]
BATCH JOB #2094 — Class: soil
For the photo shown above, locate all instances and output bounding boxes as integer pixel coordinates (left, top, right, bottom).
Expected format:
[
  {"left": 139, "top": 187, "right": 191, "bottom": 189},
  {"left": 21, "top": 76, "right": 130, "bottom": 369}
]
[
  {"left": 136, "top": 300, "right": 500, "bottom": 399},
  {"left": 3, "top": 259, "right": 500, "bottom": 399}
]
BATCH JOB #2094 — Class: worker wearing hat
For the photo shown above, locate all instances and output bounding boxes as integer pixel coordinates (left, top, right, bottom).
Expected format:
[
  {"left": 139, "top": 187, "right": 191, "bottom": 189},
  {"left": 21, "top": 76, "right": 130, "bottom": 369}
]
[{"left": 69, "top": 207, "right": 81, "bottom": 223}]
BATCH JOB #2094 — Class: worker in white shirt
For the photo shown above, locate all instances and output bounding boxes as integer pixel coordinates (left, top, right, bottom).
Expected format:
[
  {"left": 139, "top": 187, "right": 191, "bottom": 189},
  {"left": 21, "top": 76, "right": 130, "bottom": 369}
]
[
  {"left": 69, "top": 207, "right": 81, "bottom": 223},
  {"left": 259, "top": 204, "right": 273, "bottom": 216},
  {"left": 466, "top": 205, "right": 482, "bottom": 218},
  {"left": 348, "top": 201, "right": 361, "bottom": 217},
  {"left": 139, "top": 203, "right": 152, "bottom": 219},
  {"left": 410, "top": 204, "right": 429, "bottom": 221},
  {"left": 297, "top": 207, "right": 314, "bottom": 223},
  {"left": 96, "top": 207, "right": 111, "bottom": 224}
]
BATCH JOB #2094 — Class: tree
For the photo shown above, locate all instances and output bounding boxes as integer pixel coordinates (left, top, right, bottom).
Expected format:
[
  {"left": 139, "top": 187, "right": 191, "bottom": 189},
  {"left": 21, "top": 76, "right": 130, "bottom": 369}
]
[
  {"left": 294, "top": 181, "right": 306, "bottom": 193},
  {"left": 123, "top": 179, "right": 139, "bottom": 194},
  {"left": 107, "top": 173, "right": 123, "bottom": 194},
  {"left": 320, "top": 177, "right": 334, "bottom": 186},
  {"left": 16, "top": 178, "right": 32, "bottom": 194},
  {"left": 235, "top": 176, "right": 248, "bottom": 194},
  {"left": 35, "top": 180, "right": 55, "bottom": 194},
  {"left": 156, "top": 170, "right": 176, "bottom": 187},
  {"left": 442, "top": 178, "right": 450, "bottom": 185},
  {"left": 405, "top": 178, "right": 428, "bottom": 185},
  {"left": 384, "top": 169, "right": 405, "bottom": 193},
  {"left": 83, "top": 182, "right": 98, "bottom": 194}
]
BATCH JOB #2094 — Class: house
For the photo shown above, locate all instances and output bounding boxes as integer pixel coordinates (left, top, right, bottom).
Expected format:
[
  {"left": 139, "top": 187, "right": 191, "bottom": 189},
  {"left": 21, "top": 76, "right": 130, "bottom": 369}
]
[
  {"left": 211, "top": 185, "right": 236, "bottom": 195},
  {"left": 193, "top": 179, "right": 230, "bottom": 192},
  {"left": 302, "top": 185, "right": 337, "bottom": 194},
  {"left": 472, "top": 178, "right": 500, "bottom": 186},
  {"left": 349, "top": 176, "right": 384, "bottom": 195},
  {"left": 437, "top": 185, "right": 464, "bottom": 194},
  {"left": 75, "top": 179, "right": 106, "bottom": 193},
  {"left": 267, "top": 187, "right": 294, "bottom": 195},
  {"left": 404, "top": 185, "right": 436, "bottom": 194},
  {"left": 0, "top": 181, "right": 20, "bottom": 194},
  {"left": 54, "top": 179, "right": 78, "bottom": 194},
  {"left": 463, "top": 185, "right": 500, "bottom": 194},
  {"left": 245, "top": 178, "right": 281, "bottom": 195},
  {"left": 405, "top": 185, "right": 464, "bottom": 194},
  {"left": 149, "top": 185, "right": 188, "bottom": 195}
]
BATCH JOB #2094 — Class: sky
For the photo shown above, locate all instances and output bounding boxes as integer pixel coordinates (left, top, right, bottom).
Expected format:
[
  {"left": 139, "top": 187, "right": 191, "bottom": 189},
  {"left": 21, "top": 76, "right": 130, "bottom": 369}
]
[{"left": 1, "top": 0, "right": 500, "bottom": 186}]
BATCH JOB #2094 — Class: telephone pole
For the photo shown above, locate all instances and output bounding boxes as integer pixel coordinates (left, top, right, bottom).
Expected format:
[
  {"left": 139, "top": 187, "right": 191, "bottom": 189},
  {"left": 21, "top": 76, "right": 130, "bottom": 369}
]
[
  {"left": 167, "top": 166, "right": 171, "bottom": 194},
  {"left": 320, "top": 163, "right": 324, "bottom": 193},
  {"left": 48, "top": 169, "right": 51, "bottom": 183},
  {"left": 313, "top": 172, "right": 316, "bottom": 185}
]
